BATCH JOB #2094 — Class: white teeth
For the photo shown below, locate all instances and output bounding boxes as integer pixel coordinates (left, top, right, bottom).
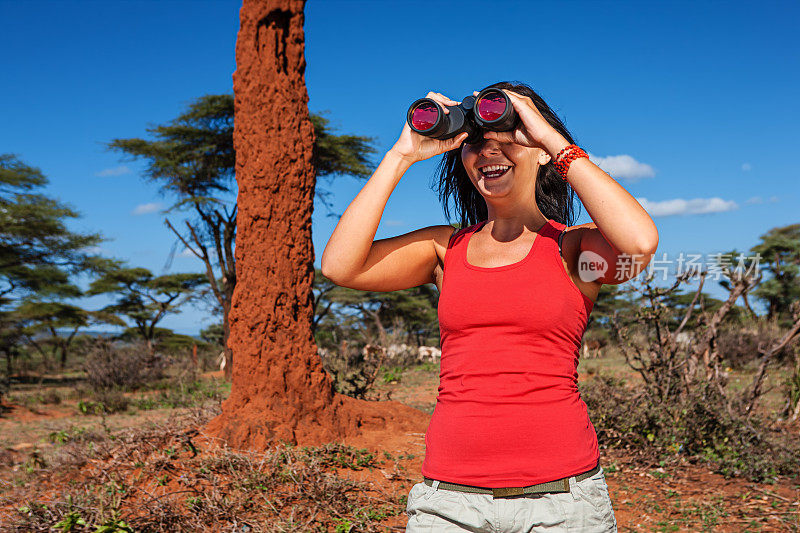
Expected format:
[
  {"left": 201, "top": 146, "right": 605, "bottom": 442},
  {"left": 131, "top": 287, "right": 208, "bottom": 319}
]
[{"left": 479, "top": 164, "right": 511, "bottom": 173}]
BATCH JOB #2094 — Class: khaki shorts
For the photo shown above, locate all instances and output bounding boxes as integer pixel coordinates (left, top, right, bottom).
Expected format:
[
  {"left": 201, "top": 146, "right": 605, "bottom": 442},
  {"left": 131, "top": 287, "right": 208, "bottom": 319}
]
[{"left": 405, "top": 466, "right": 617, "bottom": 532}]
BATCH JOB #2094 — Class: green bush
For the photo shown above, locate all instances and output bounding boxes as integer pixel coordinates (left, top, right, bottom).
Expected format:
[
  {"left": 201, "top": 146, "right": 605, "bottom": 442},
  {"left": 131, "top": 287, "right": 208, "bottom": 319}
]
[
  {"left": 382, "top": 366, "right": 403, "bottom": 383},
  {"left": 77, "top": 389, "right": 129, "bottom": 415},
  {"left": 580, "top": 373, "right": 800, "bottom": 482}
]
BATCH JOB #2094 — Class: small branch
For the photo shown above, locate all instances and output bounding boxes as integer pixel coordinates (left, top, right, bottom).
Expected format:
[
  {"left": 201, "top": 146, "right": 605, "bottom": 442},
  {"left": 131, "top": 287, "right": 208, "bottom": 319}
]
[
  {"left": 674, "top": 271, "right": 706, "bottom": 337},
  {"left": 745, "top": 303, "right": 800, "bottom": 415}
]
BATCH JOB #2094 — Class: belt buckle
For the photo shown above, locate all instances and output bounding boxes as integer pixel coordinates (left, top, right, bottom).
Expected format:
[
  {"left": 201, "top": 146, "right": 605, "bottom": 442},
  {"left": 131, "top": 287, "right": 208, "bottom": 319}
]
[{"left": 492, "top": 486, "right": 524, "bottom": 498}]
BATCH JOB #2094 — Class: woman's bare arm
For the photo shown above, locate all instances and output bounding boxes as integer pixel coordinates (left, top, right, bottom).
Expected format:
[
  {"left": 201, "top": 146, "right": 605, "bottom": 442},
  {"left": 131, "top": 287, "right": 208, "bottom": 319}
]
[
  {"left": 321, "top": 91, "right": 468, "bottom": 292},
  {"left": 321, "top": 151, "right": 451, "bottom": 292},
  {"left": 323, "top": 221, "right": 455, "bottom": 292}
]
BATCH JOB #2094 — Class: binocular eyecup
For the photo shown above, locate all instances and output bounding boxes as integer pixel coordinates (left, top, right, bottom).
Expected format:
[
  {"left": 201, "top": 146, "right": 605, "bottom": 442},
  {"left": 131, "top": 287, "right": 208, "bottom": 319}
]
[{"left": 407, "top": 88, "right": 519, "bottom": 145}]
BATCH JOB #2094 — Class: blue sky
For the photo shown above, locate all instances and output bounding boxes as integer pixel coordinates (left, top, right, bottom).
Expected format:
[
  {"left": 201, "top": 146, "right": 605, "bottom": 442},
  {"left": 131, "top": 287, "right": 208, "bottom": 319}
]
[{"left": 1, "top": 0, "right": 797, "bottom": 334}]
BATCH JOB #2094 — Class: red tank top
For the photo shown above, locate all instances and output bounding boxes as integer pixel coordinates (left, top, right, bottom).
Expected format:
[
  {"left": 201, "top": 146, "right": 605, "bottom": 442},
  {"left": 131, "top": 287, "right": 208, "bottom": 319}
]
[{"left": 421, "top": 218, "right": 599, "bottom": 487}]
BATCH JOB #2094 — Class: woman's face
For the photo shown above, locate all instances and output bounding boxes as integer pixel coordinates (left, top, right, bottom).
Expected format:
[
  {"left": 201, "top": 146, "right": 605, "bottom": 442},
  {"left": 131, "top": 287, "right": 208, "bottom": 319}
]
[{"left": 460, "top": 138, "right": 545, "bottom": 198}]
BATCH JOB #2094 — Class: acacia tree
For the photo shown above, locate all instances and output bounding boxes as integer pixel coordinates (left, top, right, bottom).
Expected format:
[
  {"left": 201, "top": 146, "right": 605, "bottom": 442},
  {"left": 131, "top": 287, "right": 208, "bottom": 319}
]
[
  {"left": 0, "top": 154, "right": 102, "bottom": 380},
  {"left": 88, "top": 266, "right": 207, "bottom": 355},
  {"left": 750, "top": 224, "right": 800, "bottom": 323},
  {"left": 108, "top": 95, "right": 376, "bottom": 379},
  {"left": 313, "top": 270, "right": 440, "bottom": 350},
  {"left": 16, "top": 298, "right": 123, "bottom": 369},
  {"left": 328, "top": 285, "right": 438, "bottom": 347}
]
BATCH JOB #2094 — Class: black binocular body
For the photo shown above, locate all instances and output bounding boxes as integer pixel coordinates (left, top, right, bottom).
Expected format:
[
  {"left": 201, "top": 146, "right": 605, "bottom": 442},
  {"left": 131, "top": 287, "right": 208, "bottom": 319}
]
[{"left": 406, "top": 88, "right": 519, "bottom": 145}]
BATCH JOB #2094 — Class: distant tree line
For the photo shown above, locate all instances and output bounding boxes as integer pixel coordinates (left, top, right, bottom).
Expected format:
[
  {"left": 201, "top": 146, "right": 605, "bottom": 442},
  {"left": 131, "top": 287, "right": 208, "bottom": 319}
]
[
  {"left": 2, "top": 93, "right": 798, "bottom": 398},
  {"left": 0, "top": 155, "right": 210, "bottom": 389}
]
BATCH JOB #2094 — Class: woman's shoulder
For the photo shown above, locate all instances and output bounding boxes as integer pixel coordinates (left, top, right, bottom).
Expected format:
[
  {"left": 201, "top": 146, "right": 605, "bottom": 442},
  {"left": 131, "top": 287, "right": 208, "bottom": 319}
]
[
  {"left": 428, "top": 224, "right": 458, "bottom": 251},
  {"left": 446, "top": 221, "right": 486, "bottom": 245},
  {"left": 430, "top": 223, "right": 480, "bottom": 264},
  {"left": 556, "top": 221, "right": 597, "bottom": 241},
  {"left": 554, "top": 221, "right": 599, "bottom": 257}
]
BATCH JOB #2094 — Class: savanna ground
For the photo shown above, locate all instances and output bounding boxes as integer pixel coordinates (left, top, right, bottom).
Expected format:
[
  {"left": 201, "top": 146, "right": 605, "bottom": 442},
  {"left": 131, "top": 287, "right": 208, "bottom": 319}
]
[{"left": 0, "top": 347, "right": 798, "bottom": 532}]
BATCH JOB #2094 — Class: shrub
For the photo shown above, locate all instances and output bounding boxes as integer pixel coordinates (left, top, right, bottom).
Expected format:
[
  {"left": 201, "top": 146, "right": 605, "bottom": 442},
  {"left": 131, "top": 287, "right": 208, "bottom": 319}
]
[
  {"left": 92, "top": 389, "right": 130, "bottom": 413},
  {"left": 319, "top": 341, "right": 384, "bottom": 399},
  {"left": 382, "top": 366, "right": 403, "bottom": 384},
  {"left": 19, "top": 390, "right": 63, "bottom": 408},
  {"left": 84, "top": 339, "right": 165, "bottom": 391},
  {"left": 581, "top": 373, "right": 800, "bottom": 482},
  {"left": 716, "top": 316, "right": 795, "bottom": 370},
  {"left": 40, "top": 389, "right": 63, "bottom": 405},
  {"left": 78, "top": 389, "right": 129, "bottom": 415}
]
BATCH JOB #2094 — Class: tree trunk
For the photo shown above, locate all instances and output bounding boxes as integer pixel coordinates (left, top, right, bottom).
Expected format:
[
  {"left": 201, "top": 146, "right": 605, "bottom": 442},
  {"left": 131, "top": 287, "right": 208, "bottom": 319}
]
[
  {"left": 145, "top": 338, "right": 154, "bottom": 357},
  {"left": 205, "top": 0, "right": 425, "bottom": 451},
  {"left": 4, "top": 349, "right": 11, "bottom": 379}
]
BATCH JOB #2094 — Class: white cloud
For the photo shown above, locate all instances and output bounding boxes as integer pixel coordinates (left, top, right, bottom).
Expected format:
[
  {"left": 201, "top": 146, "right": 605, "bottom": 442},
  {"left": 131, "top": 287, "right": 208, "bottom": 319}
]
[
  {"left": 636, "top": 197, "right": 738, "bottom": 217},
  {"left": 95, "top": 165, "right": 131, "bottom": 177},
  {"left": 587, "top": 153, "right": 655, "bottom": 181},
  {"left": 131, "top": 202, "right": 164, "bottom": 215},
  {"left": 746, "top": 196, "right": 778, "bottom": 205},
  {"left": 741, "top": 163, "right": 752, "bottom": 171},
  {"left": 179, "top": 248, "right": 196, "bottom": 258}
]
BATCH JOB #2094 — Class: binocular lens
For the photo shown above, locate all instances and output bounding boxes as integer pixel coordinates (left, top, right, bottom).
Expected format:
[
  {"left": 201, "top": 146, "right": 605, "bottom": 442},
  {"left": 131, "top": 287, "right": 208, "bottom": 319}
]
[
  {"left": 476, "top": 91, "right": 507, "bottom": 122},
  {"left": 473, "top": 88, "right": 518, "bottom": 132},
  {"left": 410, "top": 102, "right": 439, "bottom": 132}
]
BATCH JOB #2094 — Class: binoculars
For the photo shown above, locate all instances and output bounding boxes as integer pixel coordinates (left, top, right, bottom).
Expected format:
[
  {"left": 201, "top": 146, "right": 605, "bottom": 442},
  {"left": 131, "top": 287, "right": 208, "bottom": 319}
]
[{"left": 406, "top": 88, "right": 519, "bottom": 145}]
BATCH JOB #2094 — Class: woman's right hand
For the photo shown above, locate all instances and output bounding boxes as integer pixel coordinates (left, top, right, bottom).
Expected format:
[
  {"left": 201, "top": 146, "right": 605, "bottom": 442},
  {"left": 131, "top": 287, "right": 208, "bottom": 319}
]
[{"left": 389, "top": 92, "right": 470, "bottom": 165}]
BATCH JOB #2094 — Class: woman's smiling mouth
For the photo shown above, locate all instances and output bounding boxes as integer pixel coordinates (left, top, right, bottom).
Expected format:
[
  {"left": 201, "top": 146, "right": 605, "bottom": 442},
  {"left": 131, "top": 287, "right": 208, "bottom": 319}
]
[{"left": 479, "top": 164, "right": 512, "bottom": 179}]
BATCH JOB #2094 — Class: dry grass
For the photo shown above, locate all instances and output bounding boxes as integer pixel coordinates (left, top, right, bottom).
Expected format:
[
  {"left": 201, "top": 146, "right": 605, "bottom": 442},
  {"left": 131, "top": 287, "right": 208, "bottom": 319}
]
[{"left": 0, "top": 405, "right": 407, "bottom": 532}]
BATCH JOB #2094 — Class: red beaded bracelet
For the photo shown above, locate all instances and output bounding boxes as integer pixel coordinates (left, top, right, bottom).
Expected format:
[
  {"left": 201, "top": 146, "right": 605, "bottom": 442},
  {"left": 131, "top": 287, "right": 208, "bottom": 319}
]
[
  {"left": 554, "top": 144, "right": 575, "bottom": 162},
  {"left": 552, "top": 144, "right": 588, "bottom": 180}
]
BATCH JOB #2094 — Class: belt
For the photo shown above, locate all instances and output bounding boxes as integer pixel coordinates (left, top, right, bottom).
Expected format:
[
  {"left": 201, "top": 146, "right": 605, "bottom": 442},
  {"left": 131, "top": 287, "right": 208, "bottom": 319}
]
[{"left": 423, "top": 461, "right": 600, "bottom": 499}]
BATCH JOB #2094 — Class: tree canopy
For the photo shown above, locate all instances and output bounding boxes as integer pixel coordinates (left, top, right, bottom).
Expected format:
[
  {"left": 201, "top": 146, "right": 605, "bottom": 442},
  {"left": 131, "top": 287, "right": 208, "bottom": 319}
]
[
  {"left": 0, "top": 154, "right": 101, "bottom": 300},
  {"left": 107, "top": 94, "right": 378, "bottom": 378},
  {"left": 750, "top": 224, "right": 800, "bottom": 323},
  {"left": 1, "top": 154, "right": 104, "bottom": 379},
  {"left": 88, "top": 266, "right": 207, "bottom": 354}
]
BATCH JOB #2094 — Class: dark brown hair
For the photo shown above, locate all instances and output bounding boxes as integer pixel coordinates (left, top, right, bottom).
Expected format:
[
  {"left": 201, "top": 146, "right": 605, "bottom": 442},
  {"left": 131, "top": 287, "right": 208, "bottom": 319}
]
[{"left": 432, "top": 81, "right": 582, "bottom": 228}]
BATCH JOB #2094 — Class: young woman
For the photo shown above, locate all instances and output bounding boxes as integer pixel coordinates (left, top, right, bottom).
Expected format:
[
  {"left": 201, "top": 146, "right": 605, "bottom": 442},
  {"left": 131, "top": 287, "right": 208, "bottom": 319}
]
[{"left": 321, "top": 81, "right": 658, "bottom": 532}]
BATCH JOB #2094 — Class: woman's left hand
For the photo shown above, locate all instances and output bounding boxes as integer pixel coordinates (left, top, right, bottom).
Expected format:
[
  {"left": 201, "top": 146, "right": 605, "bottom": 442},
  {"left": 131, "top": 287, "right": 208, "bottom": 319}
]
[{"left": 475, "top": 89, "right": 559, "bottom": 150}]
